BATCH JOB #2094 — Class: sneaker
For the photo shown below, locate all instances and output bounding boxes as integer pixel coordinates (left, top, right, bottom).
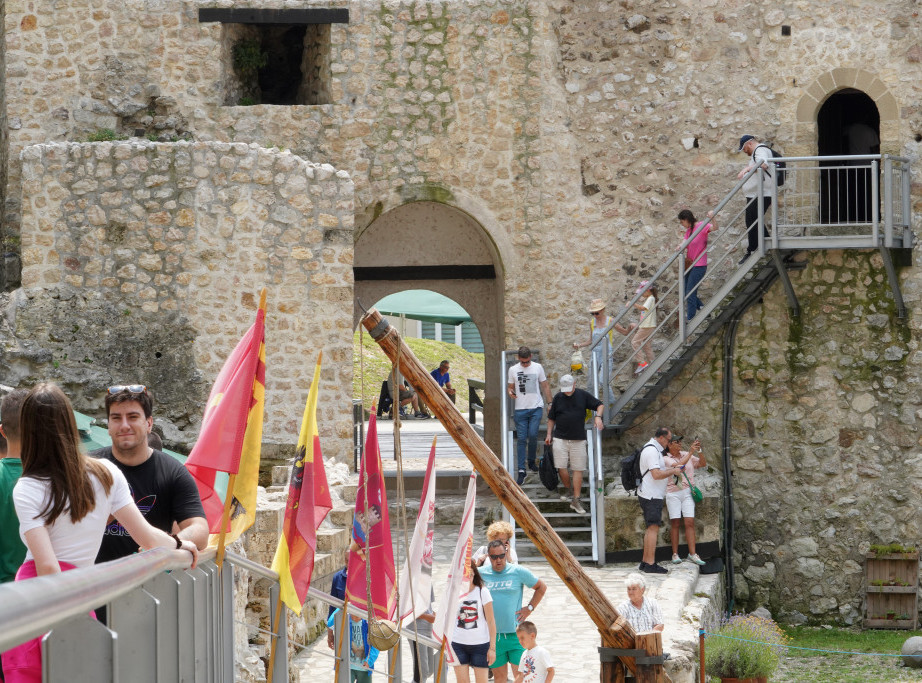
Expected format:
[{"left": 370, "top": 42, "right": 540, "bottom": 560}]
[
  {"left": 527, "top": 459, "right": 539, "bottom": 472},
  {"left": 672, "top": 553, "right": 682, "bottom": 564},
  {"left": 559, "top": 491, "right": 570, "bottom": 502},
  {"left": 516, "top": 469, "right": 526, "bottom": 485},
  {"left": 413, "top": 412, "right": 431, "bottom": 419},
  {"left": 738, "top": 251, "right": 753, "bottom": 265},
  {"left": 634, "top": 362, "right": 648, "bottom": 374},
  {"left": 688, "top": 553, "right": 706, "bottom": 566},
  {"left": 637, "top": 562, "right": 649, "bottom": 571},
  {"left": 570, "top": 499, "right": 586, "bottom": 514},
  {"left": 642, "top": 562, "right": 668, "bottom": 574}
]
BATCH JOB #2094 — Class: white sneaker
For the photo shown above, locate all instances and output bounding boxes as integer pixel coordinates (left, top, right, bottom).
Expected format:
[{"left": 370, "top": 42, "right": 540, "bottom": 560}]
[
  {"left": 688, "top": 553, "right": 706, "bottom": 566},
  {"left": 671, "top": 553, "right": 681, "bottom": 564},
  {"left": 559, "top": 492, "right": 570, "bottom": 502}
]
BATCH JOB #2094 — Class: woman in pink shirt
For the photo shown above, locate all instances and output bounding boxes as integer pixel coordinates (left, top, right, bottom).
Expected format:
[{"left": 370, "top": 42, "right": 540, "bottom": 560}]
[
  {"left": 663, "top": 435, "right": 706, "bottom": 566},
  {"left": 678, "top": 209, "right": 717, "bottom": 321}
]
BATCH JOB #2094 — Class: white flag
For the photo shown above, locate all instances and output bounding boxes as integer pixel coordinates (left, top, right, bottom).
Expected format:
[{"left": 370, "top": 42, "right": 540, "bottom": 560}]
[
  {"left": 398, "top": 437, "right": 438, "bottom": 625},
  {"left": 432, "top": 471, "right": 477, "bottom": 664}
]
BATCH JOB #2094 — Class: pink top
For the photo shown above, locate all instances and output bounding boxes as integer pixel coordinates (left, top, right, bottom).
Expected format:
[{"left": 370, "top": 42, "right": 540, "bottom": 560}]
[
  {"left": 664, "top": 452, "right": 700, "bottom": 494},
  {"left": 684, "top": 221, "right": 713, "bottom": 267}
]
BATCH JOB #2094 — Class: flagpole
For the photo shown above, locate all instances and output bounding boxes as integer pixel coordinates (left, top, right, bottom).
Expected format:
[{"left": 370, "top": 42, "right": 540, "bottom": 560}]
[
  {"left": 215, "top": 473, "right": 237, "bottom": 568},
  {"left": 434, "top": 642, "right": 446, "bottom": 683},
  {"left": 334, "top": 599, "right": 350, "bottom": 682},
  {"left": 266, "top": 598, "right": 284, "bottom": 683}
]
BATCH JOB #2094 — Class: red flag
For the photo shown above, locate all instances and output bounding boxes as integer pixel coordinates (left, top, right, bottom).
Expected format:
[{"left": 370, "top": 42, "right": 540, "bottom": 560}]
[
  {"left": 185, "top": 294, "right": 266, "bottom": 531},
  {"left": 271, "top": 353, "right": 333, "bottom": 614},
  {"left": 345, "top": 414, "right": 397, "bottom": 620}
]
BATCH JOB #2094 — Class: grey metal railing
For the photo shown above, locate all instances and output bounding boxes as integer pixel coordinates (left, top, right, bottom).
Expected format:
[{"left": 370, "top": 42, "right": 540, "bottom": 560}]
[
  {"left": 0, "top": 546, "right": 447, "bottom": 682},
  {"left": 588, "top": 153, "right": 913, "bottom": 425}
]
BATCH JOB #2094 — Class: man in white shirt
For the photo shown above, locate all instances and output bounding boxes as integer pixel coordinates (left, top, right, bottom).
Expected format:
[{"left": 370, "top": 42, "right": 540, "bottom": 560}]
[
  {"left": 506, "top": 346, "right": 552, "bottom": 486},
  {"left": 636, "top": 427, "right": 682, "bottom": 575},
  {"left": 737, "top": 134, "right": 776, "bottom": 262}
]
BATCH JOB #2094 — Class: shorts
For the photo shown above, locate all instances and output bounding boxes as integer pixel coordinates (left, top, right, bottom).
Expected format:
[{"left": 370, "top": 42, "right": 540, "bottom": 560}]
[
  {"left": 552, "top": 438, "right": 588, "bottom": 471},
  {"left": 399, "top": 388, "right": 415, "bottom": 401},
  {"left": 491, "top": 632, "right": 524, "bottom": 669},
  {"left": 451, "top": 641, "right": 490, "bottom": 668},
  {"left": 638, "top": 495, "right": 664, "bottom": 527},
  {"left": 665, "top": 487, "right": 695, "bottom": 519}
]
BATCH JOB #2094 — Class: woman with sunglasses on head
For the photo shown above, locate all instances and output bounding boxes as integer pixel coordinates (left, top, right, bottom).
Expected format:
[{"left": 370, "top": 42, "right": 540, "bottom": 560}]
[
  {"left": 451, "top": 559, "right": 497, "bottom": 683},
  {"left": 1, "top": 383, "right": 198, "bottom": 683}
]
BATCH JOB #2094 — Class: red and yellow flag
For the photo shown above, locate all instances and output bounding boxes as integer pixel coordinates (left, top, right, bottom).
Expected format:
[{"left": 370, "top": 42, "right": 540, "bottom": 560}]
[
  {"left": 271, "top": 353, "right": 333, "bottom": 615},
  {"left": 185, "top": 290, "right": 266, "bottom": 541},
  {"left": 345, "top": 414, "right": 397, "bottom": 620}
]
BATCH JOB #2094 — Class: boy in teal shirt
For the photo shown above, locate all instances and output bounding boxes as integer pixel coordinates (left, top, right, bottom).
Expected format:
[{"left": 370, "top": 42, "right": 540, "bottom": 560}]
[
  {"left": 327, "top": 608, "right": 379, "bottom": 682},
  {"left": 0, "top": 389, "right": 29, "bottom": 584}
]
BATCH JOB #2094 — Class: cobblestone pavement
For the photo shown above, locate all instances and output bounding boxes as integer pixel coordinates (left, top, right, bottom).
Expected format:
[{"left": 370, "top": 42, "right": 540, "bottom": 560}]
[{"left": 293, "top": 527, "right": 714, "bottom": 682}]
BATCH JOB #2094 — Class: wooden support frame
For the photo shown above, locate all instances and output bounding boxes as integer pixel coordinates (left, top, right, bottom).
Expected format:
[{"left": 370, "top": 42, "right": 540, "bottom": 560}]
[{"left": 360, "top": 309, "right": 668, "bottom": 682}]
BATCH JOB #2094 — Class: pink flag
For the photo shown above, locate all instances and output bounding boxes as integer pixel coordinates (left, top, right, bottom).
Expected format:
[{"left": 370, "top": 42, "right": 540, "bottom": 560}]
[
  {"left": 345, "top": 414, "right": 397, "bottom": 620},
  {"left": 432, "top": 472, "right": 477, "bottom": 664},
  {"left": 398, "top": 437, "right": 438, "bottom": 626}
]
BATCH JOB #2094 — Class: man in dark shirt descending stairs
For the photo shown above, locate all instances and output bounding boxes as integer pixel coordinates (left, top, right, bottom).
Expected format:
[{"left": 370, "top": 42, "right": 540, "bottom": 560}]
[{"left": 543, "top": 374, "right": 604, "bottom": 515}]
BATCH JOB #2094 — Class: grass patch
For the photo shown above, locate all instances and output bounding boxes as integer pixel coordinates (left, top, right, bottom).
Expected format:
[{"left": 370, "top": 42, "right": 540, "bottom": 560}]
[
  {"left": 353, "top": 331, "right": 484, "bottom": 412},
  {"left": 767, "top": 626, "right": 922, "bottom": 682}
]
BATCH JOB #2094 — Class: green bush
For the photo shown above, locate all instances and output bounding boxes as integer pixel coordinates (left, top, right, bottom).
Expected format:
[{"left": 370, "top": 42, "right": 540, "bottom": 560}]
[
  {"left": 705, "top": 613, "right": 788, "bottom": 680},
  {"left": 233, "top": 39, "right": 268, "bottom": 75},
  {"left": 86, "top": 128, "right": 123, "bottom": 142}
]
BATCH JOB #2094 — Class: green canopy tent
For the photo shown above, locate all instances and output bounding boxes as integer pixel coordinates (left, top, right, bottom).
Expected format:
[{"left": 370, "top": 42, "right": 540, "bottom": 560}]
[{"left": 374, "top": 289, "right": 472, "bottom": 326}]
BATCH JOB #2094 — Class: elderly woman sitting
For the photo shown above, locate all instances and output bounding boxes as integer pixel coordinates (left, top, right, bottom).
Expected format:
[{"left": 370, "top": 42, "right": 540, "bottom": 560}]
[{"left": 616, "top": 573, "right": 664, "bottom": 633}]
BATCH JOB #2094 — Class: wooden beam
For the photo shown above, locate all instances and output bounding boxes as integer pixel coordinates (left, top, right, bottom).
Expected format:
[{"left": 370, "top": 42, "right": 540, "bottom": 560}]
[
  {"left": 353, "top": 265, "right": 495, "bottom": 281},
  {"left": 198, "top": 8, "right": 349, "bottom": 24},
  {"left": 634, "top": 631, "right": 665, "bottom": 683},
  {"left": 360, "top": 308, "right": 640, "bottom": 679}
]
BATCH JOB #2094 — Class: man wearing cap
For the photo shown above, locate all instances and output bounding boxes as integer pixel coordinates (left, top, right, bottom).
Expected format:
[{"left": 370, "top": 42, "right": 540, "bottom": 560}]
[
  {"left": 737, "top": 134, "right": 776, "bottom": 262},
  {"left": 544, "top": 375, "right": 603, "bottom": 514}
]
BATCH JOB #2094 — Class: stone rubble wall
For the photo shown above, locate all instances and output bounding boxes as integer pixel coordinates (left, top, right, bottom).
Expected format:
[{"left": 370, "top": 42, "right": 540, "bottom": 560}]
[{"left": 7, "top": 141, "right": 355, "bottom": 460}]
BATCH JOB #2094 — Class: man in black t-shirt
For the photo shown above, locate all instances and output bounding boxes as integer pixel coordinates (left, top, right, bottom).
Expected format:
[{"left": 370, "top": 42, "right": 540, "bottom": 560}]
[
  {"left": 93, "top": 385, "right": 208, "bottom": 563},
  {"left": 544, "top": 374, "right": 603, "bottom": 515}
]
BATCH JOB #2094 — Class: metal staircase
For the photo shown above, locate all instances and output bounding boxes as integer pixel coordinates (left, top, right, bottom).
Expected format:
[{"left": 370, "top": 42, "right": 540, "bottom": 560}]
[{"left": 588, "top": 153, "right": 914, "bottom": 433}]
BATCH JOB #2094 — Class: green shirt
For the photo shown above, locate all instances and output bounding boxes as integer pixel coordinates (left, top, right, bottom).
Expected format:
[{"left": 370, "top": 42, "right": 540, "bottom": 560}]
[{"left": 0, "top": 458, "right": 26, "bottom": 583}]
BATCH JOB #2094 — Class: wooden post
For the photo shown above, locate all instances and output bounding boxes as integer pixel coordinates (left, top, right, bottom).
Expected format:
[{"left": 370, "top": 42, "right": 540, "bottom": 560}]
[
  {"left": 699, "top": 629, "right": 705, "bottom": 683},
  {"left": 360, "top": 309, "right": 642, "bottom": 679},
  {"left": 634, "top": 631, "right": 665, "bottom": 682}
]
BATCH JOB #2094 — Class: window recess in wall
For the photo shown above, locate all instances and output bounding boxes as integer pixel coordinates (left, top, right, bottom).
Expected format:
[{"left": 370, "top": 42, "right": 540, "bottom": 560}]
[{"left": 199, "top": 8, "right": 349, "bottom": 107}]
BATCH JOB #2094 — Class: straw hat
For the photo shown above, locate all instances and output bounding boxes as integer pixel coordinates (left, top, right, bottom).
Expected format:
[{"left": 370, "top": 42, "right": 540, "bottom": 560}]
[{"left": 587, "top": 298, "right": 606, "bottom": 313}]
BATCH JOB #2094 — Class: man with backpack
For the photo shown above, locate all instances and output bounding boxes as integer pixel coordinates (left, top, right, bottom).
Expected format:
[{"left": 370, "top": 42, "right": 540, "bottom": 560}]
[
  {"left": 737, "top": 134, "right": 777, "bottom": 263},
  {"left": 636, "top": 427, "right": 683, "bottom": 574}
]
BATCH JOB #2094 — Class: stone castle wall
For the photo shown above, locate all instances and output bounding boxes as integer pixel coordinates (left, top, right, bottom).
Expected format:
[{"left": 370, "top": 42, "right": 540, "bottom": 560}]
[
  {"left": 1, "top": 0, "right": 922, "bottom": 621},
  {"left": 7, "top": 141, "right": 354, "bottom": 460}
]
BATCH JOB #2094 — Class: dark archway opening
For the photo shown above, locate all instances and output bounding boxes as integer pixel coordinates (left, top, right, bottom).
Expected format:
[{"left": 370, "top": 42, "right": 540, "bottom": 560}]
[{"left": 817, "top": 89, "right": 880, "bottom": 223}]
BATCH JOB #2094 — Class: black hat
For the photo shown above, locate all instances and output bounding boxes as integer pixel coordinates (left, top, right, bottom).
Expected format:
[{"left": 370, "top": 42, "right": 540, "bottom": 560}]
[{"left": 738, "top": 134, "right": 755, "bottom": 151}]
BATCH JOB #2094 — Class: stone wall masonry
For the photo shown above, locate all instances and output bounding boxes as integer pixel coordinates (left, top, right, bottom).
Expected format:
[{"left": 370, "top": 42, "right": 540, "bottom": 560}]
[{"left": 10, "top": 140, "right": 355, "bottom": 459}]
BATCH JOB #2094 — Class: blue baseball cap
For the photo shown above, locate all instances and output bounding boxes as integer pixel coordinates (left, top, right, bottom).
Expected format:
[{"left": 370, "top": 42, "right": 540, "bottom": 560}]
[{"left": 738, "top": 134, "right": 755, "bottom": 151}]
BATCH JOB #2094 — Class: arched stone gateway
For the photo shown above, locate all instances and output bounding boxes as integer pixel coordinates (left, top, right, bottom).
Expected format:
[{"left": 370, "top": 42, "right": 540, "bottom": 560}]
[{"left": 354, "top": 200, "right": 505, "bottom": 453}]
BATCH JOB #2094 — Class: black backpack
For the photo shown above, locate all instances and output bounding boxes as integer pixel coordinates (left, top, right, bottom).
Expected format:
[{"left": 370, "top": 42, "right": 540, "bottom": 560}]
[
  {"left": 539, "top": 443, "right": 559, "bottom": 491},
  {"left": 756, "top": 144, "right": 786, "bottom": 187},
  {"left": 620, "top": 445, "right": 653, "bottom": 494}
]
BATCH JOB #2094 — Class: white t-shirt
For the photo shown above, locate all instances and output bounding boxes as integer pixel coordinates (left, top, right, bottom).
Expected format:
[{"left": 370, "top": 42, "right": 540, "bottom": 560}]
[
  {"left": 507, "top": 362, "right": 547, "bottom": 411},
  {"left": 638, "top": 295, "right": 657, "bottom": 329},
  {"left": 451, "top": 586, "right": 493, "bottom": 646},
  {"left": 518, "top": 645, "right": 554, "bottom": 683},
  {"left": 13, "top": 459, "right": 134, "bottom": 568},
  {"left": 637, "top": 439, "right": 667, "bottom": 500},
  {"left": 743, "top": 144, "right": 775, "bottom": 197}
]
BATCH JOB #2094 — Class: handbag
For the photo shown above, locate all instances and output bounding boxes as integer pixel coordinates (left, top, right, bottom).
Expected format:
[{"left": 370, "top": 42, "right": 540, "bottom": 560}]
[{"left": 682, "top": 470, "right": 703, "bottom": 503}]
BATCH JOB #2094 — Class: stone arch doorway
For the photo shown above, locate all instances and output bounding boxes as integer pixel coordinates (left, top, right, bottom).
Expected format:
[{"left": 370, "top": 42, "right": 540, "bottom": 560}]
[
  {"left": 354, "top": 200, "right": 504, "bottom": 453},
  {"left": 818, "top": 89, "right": 880, "bottom": 223}
]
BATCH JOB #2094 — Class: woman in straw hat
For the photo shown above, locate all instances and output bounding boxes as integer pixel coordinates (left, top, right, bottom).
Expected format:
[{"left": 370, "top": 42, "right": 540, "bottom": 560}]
[{"left": 573, "top": 299, "right": 633, "bottom": 401}]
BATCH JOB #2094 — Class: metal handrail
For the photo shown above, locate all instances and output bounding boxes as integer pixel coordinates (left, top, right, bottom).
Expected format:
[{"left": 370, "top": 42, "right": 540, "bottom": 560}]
[{"left": 0, "top": 546, "right": 211, "bottom": 653}]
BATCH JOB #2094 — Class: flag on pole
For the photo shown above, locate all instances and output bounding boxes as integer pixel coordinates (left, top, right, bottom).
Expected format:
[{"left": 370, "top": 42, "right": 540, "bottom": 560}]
[
  {"left": 398, "top": 436, "right": 438, "bottom": 626},
  {"left": 432, "top": 472, "right": 477, "bottom": 664},
  {"left": 345, "top": 414, "right": 397, "bottom": 620},
  {"left": 270, "top": 352, "right": 333, "bottom": 615},
  {"left": 185, "top": 290, "right": 266, "bottom": 538}
]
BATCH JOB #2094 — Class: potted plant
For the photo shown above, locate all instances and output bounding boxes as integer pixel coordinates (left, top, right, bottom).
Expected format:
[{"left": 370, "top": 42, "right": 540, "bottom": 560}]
[{"left": 704, "top": 613, "right": 788, "bottom": 682}]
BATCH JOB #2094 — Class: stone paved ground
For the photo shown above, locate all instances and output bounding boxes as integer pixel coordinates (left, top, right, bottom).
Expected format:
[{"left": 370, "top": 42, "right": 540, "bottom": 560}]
[{"left": 292, "top": 527, "right": 719, "bottom": 682}]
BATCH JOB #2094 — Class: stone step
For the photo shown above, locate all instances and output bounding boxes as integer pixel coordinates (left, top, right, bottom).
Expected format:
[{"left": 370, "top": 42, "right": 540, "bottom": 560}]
[
  {"left": 329, "top": 504, "right": 355, "bottom": 528},
  {"left": 341, "top": 483, "right": 358, "bottom": 503},
  {"left": 316, "top": 527, "right": 350, "bottom": 554},
  {"left": 272, "top": 465, "right": 289, "bottom": 487}
]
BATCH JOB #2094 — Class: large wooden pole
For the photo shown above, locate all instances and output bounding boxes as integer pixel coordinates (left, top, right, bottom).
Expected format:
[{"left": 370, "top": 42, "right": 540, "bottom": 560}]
[{"left": 361, "top": 309, "right": 666, "bottom": 682}]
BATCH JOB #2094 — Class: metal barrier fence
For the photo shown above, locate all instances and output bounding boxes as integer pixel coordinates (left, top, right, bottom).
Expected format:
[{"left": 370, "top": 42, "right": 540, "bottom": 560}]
[{"left": 0, "top": 547, "right": 448, "bottom": 682}]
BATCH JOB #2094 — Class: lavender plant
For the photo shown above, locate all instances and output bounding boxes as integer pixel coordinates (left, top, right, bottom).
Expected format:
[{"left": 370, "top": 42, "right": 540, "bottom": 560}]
[{"left": 704, "top": 613, "right": 789, "bottom": 679}]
